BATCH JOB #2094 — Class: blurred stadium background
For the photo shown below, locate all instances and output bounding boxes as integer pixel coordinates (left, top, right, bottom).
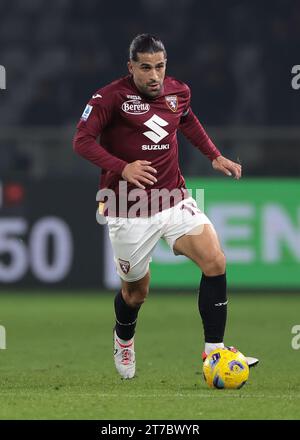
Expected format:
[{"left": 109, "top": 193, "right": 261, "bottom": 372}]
[
  {"left": 0, "top": 0, "right": 300, "bottom": 420},
  {"left": 0, "top": 0, "right": 299, "bottom": 290}
]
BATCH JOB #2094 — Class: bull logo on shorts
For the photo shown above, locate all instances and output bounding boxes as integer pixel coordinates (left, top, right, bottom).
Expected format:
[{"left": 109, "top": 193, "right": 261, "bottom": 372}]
[{"left": 118, "top": 258, "right": 130, "bottom": 274}]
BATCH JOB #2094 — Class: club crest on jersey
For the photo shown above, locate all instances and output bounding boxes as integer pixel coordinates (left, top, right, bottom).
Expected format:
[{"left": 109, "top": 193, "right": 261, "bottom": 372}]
[
  {"left": 165, "top": 95, "right": 178, "bottom": 112},
  {"left": 118, "top": 258, "right": 130, "bottom": 274}
]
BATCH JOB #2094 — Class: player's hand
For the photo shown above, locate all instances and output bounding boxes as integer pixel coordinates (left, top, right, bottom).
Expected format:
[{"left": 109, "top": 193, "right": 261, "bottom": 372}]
[
  {"left": 212, "top": 155, "right": 242, "bottom": 180},
  {"left": 121, "top": 160, "right": 158, "bottom": 189}
]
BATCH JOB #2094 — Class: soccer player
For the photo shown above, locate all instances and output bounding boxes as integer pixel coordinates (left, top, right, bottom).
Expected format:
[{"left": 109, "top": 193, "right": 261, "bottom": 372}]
[{"left": 73, "top": 34, "right": 259, "bottom": 379}]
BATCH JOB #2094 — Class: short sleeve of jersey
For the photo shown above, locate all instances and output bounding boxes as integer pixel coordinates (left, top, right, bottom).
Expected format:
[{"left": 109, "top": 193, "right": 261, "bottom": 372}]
[{"left": 76, "top": 89, "right": 115, "bottom": 137}]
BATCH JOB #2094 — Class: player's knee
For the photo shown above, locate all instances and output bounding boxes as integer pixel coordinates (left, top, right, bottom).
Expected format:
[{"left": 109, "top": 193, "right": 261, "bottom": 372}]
[
  {"left": 122, "top": 287, "right": 149, "bottom": 308},
  {"left": 125, "top": 294, "right": 147, "bottom": 309},
  {"left": 215, "top": 252, "right": 226, "bottom": 274},
  {"left": 202, "top": 251, "right": 226, "bottom": 276}
]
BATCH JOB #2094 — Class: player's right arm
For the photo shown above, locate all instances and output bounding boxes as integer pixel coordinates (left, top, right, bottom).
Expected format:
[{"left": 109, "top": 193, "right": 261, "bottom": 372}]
[
  {"left": 73, "top": 92, "right": 128, "bottom": 175},
  {"left": 121, "top": 161, "right": 157, "bottom": 190},
  {"left": 73, "top": 93, "right": 157, "bottom": 189}
]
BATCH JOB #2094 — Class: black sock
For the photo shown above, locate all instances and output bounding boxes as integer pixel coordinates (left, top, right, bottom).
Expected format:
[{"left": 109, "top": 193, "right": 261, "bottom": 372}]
[
  {"left": 198, "top": 273, "right": 227, "bottom": 343},
  {"left": 114, "top": 290, "right": 141, "bottom": 340}
]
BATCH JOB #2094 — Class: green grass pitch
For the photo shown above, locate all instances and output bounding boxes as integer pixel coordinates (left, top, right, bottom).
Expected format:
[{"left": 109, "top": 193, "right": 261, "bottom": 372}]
[{"left": 0, "top": 291, "right": 300, "bottom": 420}]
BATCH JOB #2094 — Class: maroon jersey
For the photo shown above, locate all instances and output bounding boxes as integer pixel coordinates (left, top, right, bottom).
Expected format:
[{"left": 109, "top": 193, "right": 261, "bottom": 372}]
[{"left": 73, "top": 75, "right": 220, "bottom": 216}]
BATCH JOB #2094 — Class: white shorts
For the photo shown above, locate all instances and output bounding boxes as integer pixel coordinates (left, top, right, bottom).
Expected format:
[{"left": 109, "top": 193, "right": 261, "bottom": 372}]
[{"left": 106, "top": 197, "right": 212, "bottom": 282}]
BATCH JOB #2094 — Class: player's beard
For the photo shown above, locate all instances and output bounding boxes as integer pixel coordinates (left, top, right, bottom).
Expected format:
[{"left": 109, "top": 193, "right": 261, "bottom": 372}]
[{"left": 140, "top": 81, "right": 162, "bottom": 98}]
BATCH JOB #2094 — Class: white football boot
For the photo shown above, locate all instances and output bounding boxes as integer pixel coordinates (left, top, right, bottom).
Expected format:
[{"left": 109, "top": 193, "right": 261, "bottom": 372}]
[
  {"left": 227, "top": 346, "right": 259, "bottom": 367},
  {"left": 245, "top": 356, "right": 259, "bottom": 367},
  {"left": 202, "top": 346, "right": 259, "bottom": 368},
  {"left": 113, "top": 330, "right": 136, "bottom": 379}
]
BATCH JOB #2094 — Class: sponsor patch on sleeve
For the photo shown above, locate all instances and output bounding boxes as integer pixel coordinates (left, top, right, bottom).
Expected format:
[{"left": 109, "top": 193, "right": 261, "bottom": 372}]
[{"left": 81, "top": 104, "right": 93, "bottom": 121}]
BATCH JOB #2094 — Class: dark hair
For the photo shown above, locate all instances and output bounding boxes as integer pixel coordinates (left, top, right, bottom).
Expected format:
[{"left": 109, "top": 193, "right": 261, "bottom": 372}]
[{"left": 129, "top": 34, "right": 167, "bottom": 61}]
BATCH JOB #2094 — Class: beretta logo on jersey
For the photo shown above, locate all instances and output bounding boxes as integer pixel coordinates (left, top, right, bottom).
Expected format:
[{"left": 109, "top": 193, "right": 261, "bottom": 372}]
[
  {"left": 165, "top": 95, "right": 178, "bottom": 112},
  {"left": 122, "top": 99, "right": 150, "bottom": 115}
]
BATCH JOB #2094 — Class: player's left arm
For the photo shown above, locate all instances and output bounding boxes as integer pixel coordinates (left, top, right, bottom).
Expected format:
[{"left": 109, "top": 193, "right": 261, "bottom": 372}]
[
  {"left": 211, "top": 155, "right": 241, "bottom": 179},
  {"left": 179, "top": 87, "right": 242, "bottom": 179}
]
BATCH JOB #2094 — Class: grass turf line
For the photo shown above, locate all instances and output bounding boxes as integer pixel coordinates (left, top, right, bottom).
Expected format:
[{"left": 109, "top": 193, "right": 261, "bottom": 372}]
[{"left": 0, "top": 291, "right": 299, "bottom": 419}]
